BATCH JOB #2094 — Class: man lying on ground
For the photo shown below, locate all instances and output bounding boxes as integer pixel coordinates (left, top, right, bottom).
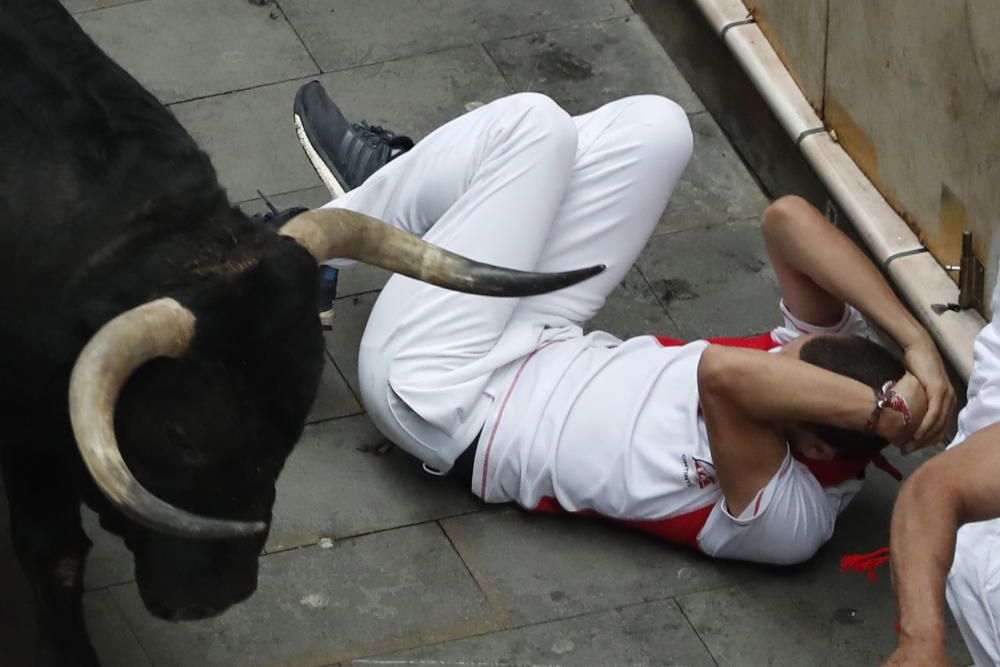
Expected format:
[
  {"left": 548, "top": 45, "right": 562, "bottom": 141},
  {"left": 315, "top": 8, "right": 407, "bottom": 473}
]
[
  {"left": 277, "top": 82, "right": 952, "bottom": 565},
  {"left": 882, "top": 281, "right": 1000, "bottom": 667}
]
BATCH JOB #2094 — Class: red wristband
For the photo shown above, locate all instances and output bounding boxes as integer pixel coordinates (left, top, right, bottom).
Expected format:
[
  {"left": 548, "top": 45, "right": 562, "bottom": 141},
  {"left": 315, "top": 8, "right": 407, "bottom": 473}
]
[{"left": 866, "top": 380, "right": 911, "bottom": 434}]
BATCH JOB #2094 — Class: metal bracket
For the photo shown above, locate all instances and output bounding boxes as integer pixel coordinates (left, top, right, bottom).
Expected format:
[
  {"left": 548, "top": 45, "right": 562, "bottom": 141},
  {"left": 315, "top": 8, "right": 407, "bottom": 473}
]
[{"left": 944, "top": 231, "right": 985, "bottom": 312}]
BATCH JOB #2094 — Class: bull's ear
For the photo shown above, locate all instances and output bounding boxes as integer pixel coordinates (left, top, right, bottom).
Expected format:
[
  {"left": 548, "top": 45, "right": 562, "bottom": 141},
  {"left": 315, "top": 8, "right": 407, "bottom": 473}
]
[{"left": 69, "top": 297, "right": 267, "bottom": 540}]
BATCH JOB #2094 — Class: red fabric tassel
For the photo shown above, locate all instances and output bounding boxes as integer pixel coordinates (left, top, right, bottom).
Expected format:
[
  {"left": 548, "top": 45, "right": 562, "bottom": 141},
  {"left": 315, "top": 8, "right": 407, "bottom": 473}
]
[{"left": 840, "top": 547, "right": 891, "bottom": 582}]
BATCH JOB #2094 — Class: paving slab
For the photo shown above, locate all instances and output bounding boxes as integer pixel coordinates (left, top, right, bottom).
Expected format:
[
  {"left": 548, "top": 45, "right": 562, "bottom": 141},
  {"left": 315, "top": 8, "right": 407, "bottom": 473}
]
[
  {"left": 281, "top": 0, "right": 633, "bottom": 73},
  {"left": 77, "top": 0, "right": 316, "bottom": 104},
  {"left": 170, "top": 78, "right": 320, "bottom": 204},
  {"left": 676, "top": 474, "right": 973, "bottom": 667},
  {"left": 267, "top": 414, "right": 480, "bottom": 552},
  {"left": 637, "top": 218, "right": 781, "bottom": 340},
  {"left": 440, "top": 507, "right": 760, "bottom": 627},
  {"left": 307, "top": 355, "right": 363, "bottom": 424},
  {"left": 109, "top": 524, "right": 498, "bottom": 666},
  {"left": 2, "top": 591, "right": 152, "bottom": 667},
  {"left": 83, "top": 506, "right": 136, "bottom": 591},
  {"left": 173, "top": 45, "right": 510, "bottom": 204},
  {"left": 586, "top": 266, "right": 683, "bottom": 340},
  {"left": 660, "top": 112, "right": 770, "bottom": 234},
  {"left": 484, "top": 16, "right": 703, "bottom": 116},
  {"left": 312, "top": 46, "right": 512, "bottom": 144},
  {"left": 358, "top": 598, "right": 716, "bottom": 667},
  {"left": 323, "top": 291, "right": 377, "bottom": 398}
]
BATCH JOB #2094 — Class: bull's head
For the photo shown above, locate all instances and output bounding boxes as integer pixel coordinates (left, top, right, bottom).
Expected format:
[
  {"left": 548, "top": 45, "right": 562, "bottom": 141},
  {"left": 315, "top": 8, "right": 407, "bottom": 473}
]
[{"left": 68, "top": 207, "right": 601, "bottom": 620}]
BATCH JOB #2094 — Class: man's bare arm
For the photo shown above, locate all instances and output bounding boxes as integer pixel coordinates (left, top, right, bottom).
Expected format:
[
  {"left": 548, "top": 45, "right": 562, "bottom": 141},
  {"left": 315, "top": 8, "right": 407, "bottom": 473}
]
[
  {"left": 762, "top": 196, "right": 955, "bottom": 447},
  {"left": 698, "top": 345, "right": 925, "bottom": 515},
  {"left": 885, "top": 423, "right": 1000, "bottom": 666}
]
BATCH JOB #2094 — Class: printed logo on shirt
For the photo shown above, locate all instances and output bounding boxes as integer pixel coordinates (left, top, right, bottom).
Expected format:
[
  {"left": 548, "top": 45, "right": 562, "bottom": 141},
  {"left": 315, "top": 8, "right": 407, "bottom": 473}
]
[{"left": 682, "top": 455, "right": 717, "bottom": 489}]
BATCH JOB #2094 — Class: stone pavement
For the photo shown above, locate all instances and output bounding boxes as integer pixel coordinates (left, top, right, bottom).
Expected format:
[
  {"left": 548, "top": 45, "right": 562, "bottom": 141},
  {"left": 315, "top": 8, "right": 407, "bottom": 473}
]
[{"left": 0, "top": 1, "right": 972, "bottom": 665}]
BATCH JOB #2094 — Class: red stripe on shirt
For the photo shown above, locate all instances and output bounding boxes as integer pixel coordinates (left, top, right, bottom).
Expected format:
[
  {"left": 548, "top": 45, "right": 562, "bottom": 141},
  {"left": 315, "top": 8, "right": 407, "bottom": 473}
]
[
  {"left": 479, "top": 340, "right": 564, "bottom": 499},
  {"left": 655, "top": 332, "right": 781, "bottom": 351},
  {"left": 534, "top": 496, "right": 715, "bottom": 551}
]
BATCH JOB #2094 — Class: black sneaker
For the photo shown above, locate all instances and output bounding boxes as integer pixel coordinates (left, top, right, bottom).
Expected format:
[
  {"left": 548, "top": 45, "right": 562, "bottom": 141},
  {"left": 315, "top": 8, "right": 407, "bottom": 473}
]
[
  {"left": 293, "top": 81, "right": 413, "bottom": 198},
  {"left": 247, "top": 193, "right": 339, "bottom": 328}
]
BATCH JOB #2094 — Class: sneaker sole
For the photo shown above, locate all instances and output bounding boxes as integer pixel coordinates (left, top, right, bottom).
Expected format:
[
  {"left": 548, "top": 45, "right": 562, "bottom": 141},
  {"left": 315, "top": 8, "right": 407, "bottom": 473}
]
[
  {"left": 318, "top": 307, "right": 335, "bottom": 330},
  {"left": 294, "top": 112, "right": 348, "bottom": 200}
]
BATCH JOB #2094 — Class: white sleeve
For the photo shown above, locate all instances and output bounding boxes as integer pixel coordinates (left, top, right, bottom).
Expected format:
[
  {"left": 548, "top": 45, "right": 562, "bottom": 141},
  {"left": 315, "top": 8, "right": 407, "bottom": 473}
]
[
  {"left": 696, "top": 450, "right": 855, "bottom": 565},
  {"left": 770, "top": 300, "right": 871, "bottom": 346}
]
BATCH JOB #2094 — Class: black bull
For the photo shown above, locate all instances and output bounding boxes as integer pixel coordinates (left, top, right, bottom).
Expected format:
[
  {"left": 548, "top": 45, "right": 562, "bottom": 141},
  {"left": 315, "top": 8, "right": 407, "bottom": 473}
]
[{"left": 0, "top": 2, "right": 601, "bottom": 665}]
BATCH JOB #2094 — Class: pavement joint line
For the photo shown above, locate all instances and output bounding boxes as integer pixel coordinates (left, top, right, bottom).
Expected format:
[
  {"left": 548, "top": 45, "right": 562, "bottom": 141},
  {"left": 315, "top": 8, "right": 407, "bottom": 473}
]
[
  {"left": 324, "top": 349, "right": 364, "bottom": 406},
  {"left": 165, "top": 71, "right": 320, "bottom": 110},
  {"left": 673, "top": 597, "right": 722, "bottom": 667},
  {"left": 634, "top": 264, "right": 682, "bottom": 331},
  {"left": 101, "top": 584, "right": 157, "bottom": 667},
  {"left": 478, "top": 42, "right": 516, "bottom": 93},
  {"left": 436, "top": 520, "right": 510, "bottom": 629},
  {"left": 262, "top": 509, "right": 492, "bottom": 557},
  {"left": 273, "top": 0, "right": 324, "bottom": 75},
  {"left": 284, "top": 617, "right": 505, "bottom": 667},
  {"left": 236, "top": 184, "right": 329, "bottom": 208},
  {"left": 333, "top": 287, "right": 384, "bottom": 301},
  {"left": 349, "top": 591, "right": 724, "bottom": 666},
  {"left": 68, "top": 0, "right": 150, "bottom": 17},
  {"left": 159, "top": 10, "right": 642, "bottom": 109},
  {"left": 304, "top": 408, "right": 367, "bottom": 427},
  {"left": 651, "top": 214, "right": 764, "bottom": 239}
]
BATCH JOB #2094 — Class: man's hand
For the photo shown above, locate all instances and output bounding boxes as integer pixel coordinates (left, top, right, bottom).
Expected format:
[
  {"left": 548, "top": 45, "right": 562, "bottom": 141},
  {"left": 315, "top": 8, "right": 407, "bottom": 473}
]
[
  {"left": 903, "top": 340, "right": 957, "bottom": 451},
  {"left": 882, "top": 638, "right": 952, "bottom": 667},
  {"left": 877, "top": 372, "right": 929, "bottom": 446}
]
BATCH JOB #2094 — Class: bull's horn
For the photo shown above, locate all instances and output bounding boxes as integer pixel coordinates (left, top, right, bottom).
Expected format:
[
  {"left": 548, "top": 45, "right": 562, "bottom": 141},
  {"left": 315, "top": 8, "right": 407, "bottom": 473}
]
[
  {"left": 68, "top": 298, "right": 266, "bottom": 540},
  {"left": 279, "top": 209, "right": 605, "bottom": 296}
]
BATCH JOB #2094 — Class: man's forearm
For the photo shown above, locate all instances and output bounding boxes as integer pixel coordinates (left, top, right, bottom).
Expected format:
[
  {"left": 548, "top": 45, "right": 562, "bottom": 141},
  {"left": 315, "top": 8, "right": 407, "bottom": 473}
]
[
  {"left": 699, "top": 345, "right": 883, "bottom": 432},
  {"left": 890, "top": 424, "right": 1000, "bottom": 645},
  {"left": 764, "top": 196, "right": 929, "bottom": 350},
  {"left": 891, "top": 466, "right": 960, "bottom": 644}
]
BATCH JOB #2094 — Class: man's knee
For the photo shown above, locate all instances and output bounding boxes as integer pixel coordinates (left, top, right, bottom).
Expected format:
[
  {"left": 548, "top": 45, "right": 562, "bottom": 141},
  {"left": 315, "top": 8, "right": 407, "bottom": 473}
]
[
  {"left": 496, "top": 92, "right": 577, "bottom": 156},
  {"left": 617, "top": 95, "right": 693, "bottom": 173},
  {"left": 762, "top": 195, "right": 813, "bottom": 232}
]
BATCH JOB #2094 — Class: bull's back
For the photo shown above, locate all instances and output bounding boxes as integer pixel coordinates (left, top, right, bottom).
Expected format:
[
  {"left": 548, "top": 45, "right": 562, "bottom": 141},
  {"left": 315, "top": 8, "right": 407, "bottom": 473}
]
[
  {"left": 0, "top": 0, "right": 220, "bottom": 274},
  {"left": 0, "top": 1, "right": 227, "bottom": 407}
]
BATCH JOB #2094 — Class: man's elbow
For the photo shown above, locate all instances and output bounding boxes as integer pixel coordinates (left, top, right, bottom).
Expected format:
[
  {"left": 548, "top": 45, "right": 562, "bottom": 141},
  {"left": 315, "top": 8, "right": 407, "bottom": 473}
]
[{"left": 697, "top": 345, "right": 735, "bottom": 399}]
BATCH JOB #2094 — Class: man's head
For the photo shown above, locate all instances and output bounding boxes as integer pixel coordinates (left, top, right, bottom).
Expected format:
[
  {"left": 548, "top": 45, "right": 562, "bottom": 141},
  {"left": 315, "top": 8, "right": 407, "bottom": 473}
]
[{"left": 783, "top": 333, "right": 905, "bottom": 460}]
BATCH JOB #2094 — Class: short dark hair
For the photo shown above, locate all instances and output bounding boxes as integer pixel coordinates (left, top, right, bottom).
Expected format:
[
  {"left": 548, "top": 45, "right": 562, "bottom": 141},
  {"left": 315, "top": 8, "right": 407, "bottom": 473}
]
[{"left": 798, "top": 334, "right": 906, "bottom": 459}]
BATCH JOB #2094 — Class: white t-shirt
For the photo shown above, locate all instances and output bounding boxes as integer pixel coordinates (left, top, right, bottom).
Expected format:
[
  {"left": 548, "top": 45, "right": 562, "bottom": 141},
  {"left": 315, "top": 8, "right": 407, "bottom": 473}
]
[{"left": 471, "top": 302, "right": 871, "bottom": 564}]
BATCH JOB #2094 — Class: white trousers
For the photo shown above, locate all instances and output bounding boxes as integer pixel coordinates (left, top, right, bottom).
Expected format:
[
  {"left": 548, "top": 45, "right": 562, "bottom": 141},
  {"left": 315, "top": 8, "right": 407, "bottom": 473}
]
[
  {"left": 324, "top": 93, "right": 693, "bottom": 471},
  {"left": 946, "top": 272, "right": 1000, "bottom": 666}
]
